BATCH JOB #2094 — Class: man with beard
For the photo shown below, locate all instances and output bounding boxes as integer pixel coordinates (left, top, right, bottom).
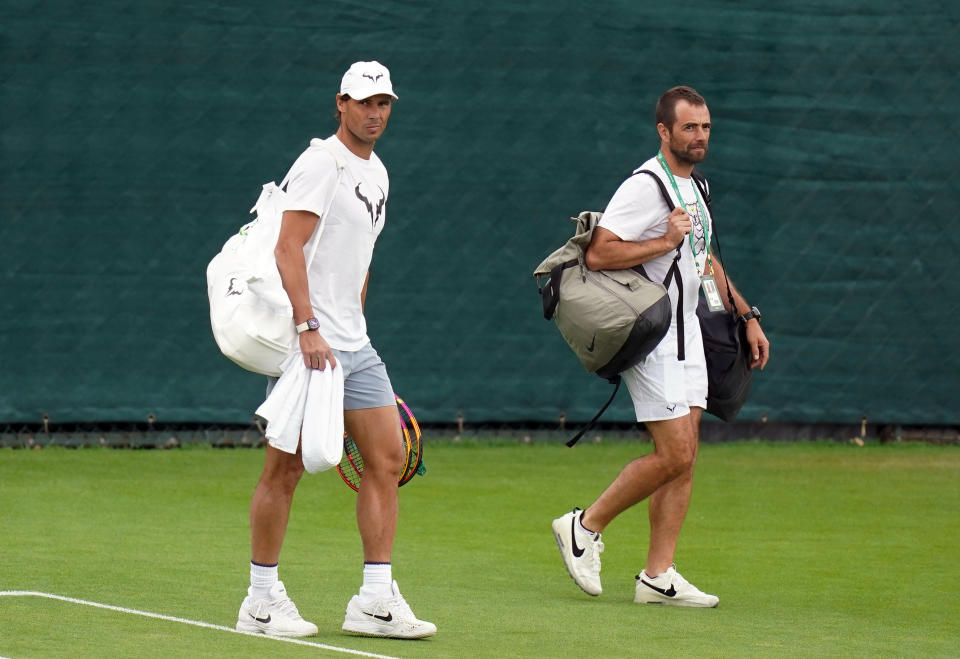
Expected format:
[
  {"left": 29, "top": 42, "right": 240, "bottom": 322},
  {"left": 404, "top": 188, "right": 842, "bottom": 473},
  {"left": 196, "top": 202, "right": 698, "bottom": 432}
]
[{"left": 551, "top": 86, "right": 769, "bottom": 607}]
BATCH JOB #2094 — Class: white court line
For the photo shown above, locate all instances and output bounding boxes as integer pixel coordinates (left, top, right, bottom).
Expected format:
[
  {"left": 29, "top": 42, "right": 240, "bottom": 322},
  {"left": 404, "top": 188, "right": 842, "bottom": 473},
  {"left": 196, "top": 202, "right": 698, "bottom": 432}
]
[{"left": 0, "top": 591, "right": 401, "bottom": 659}]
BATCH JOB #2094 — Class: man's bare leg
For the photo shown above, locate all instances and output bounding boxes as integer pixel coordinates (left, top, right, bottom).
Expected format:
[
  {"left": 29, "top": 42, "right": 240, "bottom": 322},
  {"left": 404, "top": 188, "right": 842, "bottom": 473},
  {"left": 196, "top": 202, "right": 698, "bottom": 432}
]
[
  {"left": 250, "top": 444, "right": 306, "bottom": 564},
  {"left": 645, "top": 407, "right": 702, "bottom": 575},
  {"left": 580, "top": 413, "right": 698, "bottom": 534},
  {"left": 340, "top": 404, "right": 437, "bottom": 638},
  {"left": 345, "top": 405, "right": 404, "bottom": 562},
  {"left": 238, "top": 443, "right": 317, "bottom": 637}
]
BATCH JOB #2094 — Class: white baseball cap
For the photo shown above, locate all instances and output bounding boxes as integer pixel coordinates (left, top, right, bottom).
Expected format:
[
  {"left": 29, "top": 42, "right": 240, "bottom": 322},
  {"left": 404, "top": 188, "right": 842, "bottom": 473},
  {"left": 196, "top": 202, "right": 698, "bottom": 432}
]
[{"left": 339, "top": 61, "right": 398, "bottom": 100}]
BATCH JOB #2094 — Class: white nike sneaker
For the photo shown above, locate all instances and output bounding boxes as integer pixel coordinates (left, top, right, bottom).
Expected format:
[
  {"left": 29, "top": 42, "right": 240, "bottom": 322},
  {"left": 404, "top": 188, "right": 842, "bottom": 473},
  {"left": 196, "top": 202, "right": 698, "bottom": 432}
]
[
  {"left": 634, "top": 566, "right": 719, "bottom": 608},
  {"left": 551, "top": 508, "right": 604, "bottom": 596},
  {"left": 342, "top": 581, "right": 437, "bottom": 639},
  {"left": 236, "top": 580, "right": 319, "bottom": 637}
]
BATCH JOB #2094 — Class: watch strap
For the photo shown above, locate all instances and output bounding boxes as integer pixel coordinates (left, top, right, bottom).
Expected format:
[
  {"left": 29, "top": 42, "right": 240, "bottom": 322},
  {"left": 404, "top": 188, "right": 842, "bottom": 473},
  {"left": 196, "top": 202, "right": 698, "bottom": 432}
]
[
  {"left": 296, "top": 317, "right": 320, "bottom": 334},
  {"left": 740, "top": 307, "right": 761, "bottom": 323}
]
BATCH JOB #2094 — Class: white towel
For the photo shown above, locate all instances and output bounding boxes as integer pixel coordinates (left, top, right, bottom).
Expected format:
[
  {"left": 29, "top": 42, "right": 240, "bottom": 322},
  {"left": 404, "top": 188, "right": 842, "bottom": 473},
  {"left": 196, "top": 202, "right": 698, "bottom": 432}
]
[
  {"left": 301, "top": 361, "right": 345, "bottom": 473},
  {"left": 255, "top": 351, "right": 344, "bottom": 473}
]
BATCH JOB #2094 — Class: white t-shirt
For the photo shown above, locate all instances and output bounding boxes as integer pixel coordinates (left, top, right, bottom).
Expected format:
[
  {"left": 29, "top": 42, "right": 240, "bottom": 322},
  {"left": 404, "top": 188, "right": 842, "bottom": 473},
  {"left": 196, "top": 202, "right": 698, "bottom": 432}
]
[
  {"left": 598, "top": 155, "right": 713, "bottom": 325},
  {"left": 282, "top": 135, "right": 389, "bottom": 351}
]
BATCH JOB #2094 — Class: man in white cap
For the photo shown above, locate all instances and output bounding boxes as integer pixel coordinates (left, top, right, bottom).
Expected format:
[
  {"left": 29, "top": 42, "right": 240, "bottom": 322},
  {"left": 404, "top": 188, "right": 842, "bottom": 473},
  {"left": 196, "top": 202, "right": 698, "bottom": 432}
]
[{"left": 235, "top": 61, "right": 436, "bottom": 640}]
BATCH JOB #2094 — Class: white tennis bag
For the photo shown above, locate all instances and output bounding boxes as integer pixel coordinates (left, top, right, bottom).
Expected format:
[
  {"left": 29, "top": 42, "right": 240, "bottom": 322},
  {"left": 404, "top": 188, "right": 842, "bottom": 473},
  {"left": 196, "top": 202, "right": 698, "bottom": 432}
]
[{"left": 206, "top": 138, "right": 345, "bottom": 376}]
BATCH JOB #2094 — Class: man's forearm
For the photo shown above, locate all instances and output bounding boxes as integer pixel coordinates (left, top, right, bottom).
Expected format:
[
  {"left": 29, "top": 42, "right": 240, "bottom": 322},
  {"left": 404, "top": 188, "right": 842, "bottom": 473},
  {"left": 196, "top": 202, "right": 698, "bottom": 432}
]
[
  {"left": 360, "top": 271, "right": 369, "bottom": 311},
  {"left": 275, "top": 244, "right": 314, "bottom": 323},
  {"left": 710, "top": 257, "right": 752, "bottom": 316},
  {"left": 586, "top": 234, "right": 678, "bottom": 271}
]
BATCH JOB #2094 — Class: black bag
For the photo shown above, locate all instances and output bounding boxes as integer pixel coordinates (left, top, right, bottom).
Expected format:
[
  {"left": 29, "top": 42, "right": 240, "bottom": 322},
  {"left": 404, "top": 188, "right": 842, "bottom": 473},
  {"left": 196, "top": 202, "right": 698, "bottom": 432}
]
[
  {"left": 647, "top": 169, "right": 753, "bottom": 421},
  {"left": 688, "top": 172, "right": 752, "bottom": 420},
  {"left": 697, "top": 295, "right": 752, "bottom": 420}
]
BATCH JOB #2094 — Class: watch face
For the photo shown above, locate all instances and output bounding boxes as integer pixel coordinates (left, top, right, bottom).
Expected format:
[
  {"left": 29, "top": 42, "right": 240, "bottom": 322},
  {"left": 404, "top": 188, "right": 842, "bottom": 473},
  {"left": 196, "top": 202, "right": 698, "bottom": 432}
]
[{"left": 307, "top": 318, "right": 320, "bottom": 330}]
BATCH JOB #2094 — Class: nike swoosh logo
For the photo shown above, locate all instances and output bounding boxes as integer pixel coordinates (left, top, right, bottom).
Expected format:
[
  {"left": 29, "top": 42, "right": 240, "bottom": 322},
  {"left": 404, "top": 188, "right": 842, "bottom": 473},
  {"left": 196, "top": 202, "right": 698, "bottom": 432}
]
[
  {"left": 570, "top": 515, "right": 585, "bottom": 558},
  {"left": 641, "top": 579, "right": 677, "bottom": 597},
  {"left": 586, "top": 335, "right": 596, "bottom": 352},
  {"left": 253, "top": 613, "right": 271, "bottom": 623},
  {"left": 364, "top": 611, "right": 393, "bottom": 622}
]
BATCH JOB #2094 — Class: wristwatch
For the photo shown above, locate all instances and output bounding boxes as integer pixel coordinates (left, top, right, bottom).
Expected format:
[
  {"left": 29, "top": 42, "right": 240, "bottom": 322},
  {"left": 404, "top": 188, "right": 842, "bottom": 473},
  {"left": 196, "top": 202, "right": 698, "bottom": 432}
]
[
  {"left": 295, "top": 317, "right": 320, "bottom": 334},
  {"left": 739, "top": 306, "right": 762, "bottom": 324}
]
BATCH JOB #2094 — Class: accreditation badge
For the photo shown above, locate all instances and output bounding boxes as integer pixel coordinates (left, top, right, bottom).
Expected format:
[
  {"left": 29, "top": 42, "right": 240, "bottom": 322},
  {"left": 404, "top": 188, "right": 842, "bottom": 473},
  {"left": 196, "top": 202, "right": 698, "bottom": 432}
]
[{"left": 701, "top": 275, "right": 725, "bottom": 312}]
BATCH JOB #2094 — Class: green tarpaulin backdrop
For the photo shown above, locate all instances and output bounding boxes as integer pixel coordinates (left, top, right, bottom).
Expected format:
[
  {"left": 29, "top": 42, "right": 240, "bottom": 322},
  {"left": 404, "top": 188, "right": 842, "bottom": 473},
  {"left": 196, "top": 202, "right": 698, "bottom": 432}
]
[{"left": 2, "top": 1, "right": 957, "bottom": 426}]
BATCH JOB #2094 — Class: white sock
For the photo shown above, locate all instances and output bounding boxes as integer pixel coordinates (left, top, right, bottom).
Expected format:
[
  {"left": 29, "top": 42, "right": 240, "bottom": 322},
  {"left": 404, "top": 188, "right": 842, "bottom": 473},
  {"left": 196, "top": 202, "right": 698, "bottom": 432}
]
[
  {"left": 250, "top": 561, "right": 278, "bottom": 601},
  {"left": 358, "top": 562, "right": 393, "bottom": 602}
]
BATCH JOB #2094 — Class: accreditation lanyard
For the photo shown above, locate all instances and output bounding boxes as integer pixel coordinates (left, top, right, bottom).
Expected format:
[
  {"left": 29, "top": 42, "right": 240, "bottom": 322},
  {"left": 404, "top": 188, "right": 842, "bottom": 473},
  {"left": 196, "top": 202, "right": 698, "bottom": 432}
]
[
  {"left": 657, "top": 151, "right": 725, "bottom": 311},
  {"left": 656, "top": 151, "right": 711, "bottom": 276}
]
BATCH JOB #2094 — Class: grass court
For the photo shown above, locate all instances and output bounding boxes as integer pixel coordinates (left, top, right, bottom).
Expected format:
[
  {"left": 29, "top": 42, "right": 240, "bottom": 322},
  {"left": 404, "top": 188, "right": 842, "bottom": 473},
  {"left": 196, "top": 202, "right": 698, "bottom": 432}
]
[{"left": 1, "top": 439, "right": 958, "bottom": 657}]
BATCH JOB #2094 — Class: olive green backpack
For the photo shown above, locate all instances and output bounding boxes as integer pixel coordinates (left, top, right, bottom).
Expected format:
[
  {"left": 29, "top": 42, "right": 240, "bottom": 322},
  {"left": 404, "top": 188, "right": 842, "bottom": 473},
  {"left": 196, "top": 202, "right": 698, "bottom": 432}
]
[{"left": 534, "top": 194, "right": 672, "bottom": 445}]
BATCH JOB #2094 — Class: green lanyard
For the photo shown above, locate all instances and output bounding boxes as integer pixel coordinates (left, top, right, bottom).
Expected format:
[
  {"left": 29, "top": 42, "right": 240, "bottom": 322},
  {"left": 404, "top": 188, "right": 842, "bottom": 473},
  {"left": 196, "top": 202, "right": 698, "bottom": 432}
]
[{"left": 656, "top": 150, "right": 710, "bottom": 274}]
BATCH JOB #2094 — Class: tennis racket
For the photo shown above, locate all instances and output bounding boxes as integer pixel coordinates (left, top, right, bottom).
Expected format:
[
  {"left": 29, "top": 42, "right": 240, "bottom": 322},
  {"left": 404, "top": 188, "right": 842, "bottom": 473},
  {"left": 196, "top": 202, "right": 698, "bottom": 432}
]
[{"left": 337, "top": 395, "right": 425, "bottom": 492}]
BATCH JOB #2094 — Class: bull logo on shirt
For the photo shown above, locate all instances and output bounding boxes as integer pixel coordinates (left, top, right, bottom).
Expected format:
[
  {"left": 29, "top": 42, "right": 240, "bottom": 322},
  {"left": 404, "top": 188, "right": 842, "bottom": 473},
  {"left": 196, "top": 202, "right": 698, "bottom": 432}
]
[{"left": 355, "top": 182, "right": 386, "bottom": 228}]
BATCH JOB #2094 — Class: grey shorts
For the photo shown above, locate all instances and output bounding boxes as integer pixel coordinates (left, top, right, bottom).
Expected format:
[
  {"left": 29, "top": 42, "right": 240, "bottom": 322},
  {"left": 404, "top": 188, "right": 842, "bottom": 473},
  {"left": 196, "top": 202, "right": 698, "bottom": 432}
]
[{"left": 266, "top": 342, "right": 396, "bottom": 411}]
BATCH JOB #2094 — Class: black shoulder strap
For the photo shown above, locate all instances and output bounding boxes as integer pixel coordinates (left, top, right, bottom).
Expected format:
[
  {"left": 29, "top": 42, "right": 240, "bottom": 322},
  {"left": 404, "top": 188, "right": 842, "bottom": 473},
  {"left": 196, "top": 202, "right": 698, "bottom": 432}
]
[
  {"left": 565, "top": 375, "right": 621, "bottom": 447},
  {"left": 541, "top": 259, "right": 579, "bottom": 320},
  {"left": 691, "top": 168, "right": 711, "bottom": 209},
  {"left": 690, "top": 169, "right": 736, "bottom": 311},
  {"left": 632, "top": 169, "right": 675, "bottom": 210},
  {"left": 632, "top": 169, "right": 686, "bottom": 360}
]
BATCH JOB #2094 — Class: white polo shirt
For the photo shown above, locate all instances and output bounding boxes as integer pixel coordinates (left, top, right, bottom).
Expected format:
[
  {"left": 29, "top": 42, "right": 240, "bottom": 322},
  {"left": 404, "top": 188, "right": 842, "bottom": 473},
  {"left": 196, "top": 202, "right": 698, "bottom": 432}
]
[{"left": 282, "top": 135, "right": 389, "bottom": 351}]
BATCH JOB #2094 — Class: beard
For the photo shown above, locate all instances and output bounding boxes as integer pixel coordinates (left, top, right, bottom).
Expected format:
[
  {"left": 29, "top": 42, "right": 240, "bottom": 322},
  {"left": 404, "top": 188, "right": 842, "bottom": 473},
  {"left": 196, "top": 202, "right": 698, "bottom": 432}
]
[{"left": 669, "top": 138, "right": 708, "bottom": 165}]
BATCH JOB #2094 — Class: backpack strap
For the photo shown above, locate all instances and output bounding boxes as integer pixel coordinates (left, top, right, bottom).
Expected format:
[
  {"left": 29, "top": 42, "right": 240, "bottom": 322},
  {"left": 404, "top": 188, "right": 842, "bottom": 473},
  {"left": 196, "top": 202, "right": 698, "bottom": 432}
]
[
  {"left": 541, "top": 259, "right": 579, "bottom": 320},
  {"left": 631, "top": 169, "right": 686, "bottom": 360},
  {"left": 565, "top": 375, "right": 622, "bottom": 447},
  {"left": 691, "top": 168, "right": 711, "bottom": 207},
  {"left": 301, "top": 139, "right": 347, "bottom": 269}
]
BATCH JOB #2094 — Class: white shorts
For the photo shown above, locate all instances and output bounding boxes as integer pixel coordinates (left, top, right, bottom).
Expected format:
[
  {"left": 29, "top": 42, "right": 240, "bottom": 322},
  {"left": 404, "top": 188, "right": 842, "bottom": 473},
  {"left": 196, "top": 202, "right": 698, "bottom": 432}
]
[{"left": 622, "top": 318, "right": 708, "bottom": 422}]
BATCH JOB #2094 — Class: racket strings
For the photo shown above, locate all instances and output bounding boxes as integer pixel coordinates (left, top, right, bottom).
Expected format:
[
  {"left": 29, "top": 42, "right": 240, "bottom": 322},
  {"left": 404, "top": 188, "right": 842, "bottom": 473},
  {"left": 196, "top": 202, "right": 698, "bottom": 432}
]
[
  {"left": 337, "top": 395, "right": 424, "bottom": 492},
  {"left": 336, "top": 432, "right": 365, "bottom": 492}
]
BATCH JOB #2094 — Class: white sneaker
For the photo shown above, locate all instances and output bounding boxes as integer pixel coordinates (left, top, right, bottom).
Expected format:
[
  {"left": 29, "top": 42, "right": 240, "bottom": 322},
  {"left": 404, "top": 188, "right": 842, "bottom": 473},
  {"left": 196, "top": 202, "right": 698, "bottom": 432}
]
[
  {"left": 342, "top": 581, "right": 437, "bottom": 639},
  {"left": 551, "top": 508, "right": 604, "bottom": 596},
  {"left": 236, "top": 580, "right": 319, "bottom": 637},
  {"left": 634, "top": 566, "right": 719, "bottom": 608}
]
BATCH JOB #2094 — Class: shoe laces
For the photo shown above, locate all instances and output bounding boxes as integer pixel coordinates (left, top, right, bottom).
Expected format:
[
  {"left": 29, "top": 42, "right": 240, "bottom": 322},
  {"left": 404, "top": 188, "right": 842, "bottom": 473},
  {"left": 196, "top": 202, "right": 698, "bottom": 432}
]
[
  {"left": 662, "top": 566, "right": 695, "bottom": 592},
  {"left": 270, "top": 593, "right": 304, "bottom": 619},
  {"left": 382, "top": 592, "right": 418, "bottom": 622},
  {"left": 585, "top": 535, "right": 604, "bottom": 572}
]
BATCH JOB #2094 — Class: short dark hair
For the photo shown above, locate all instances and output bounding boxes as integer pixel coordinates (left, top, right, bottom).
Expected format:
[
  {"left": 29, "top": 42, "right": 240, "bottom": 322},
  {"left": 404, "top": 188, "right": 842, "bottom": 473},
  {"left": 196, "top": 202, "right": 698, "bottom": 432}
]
[
  {"left": 333, "top": 94, "right": 351, "bottom": 122},
  {"left": 655, "top": 86, "right": 706, "bottom": 129}
]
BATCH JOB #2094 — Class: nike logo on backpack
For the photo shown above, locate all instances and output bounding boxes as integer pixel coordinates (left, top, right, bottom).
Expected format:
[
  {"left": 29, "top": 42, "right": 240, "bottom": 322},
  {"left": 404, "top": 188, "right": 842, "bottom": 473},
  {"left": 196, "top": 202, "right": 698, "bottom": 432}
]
[
  {"left": 570, "top": 515, "right": 585, "bottom": 558},
  {"left": 640, "top": 579, "right": 677, "bottom": 597}
]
